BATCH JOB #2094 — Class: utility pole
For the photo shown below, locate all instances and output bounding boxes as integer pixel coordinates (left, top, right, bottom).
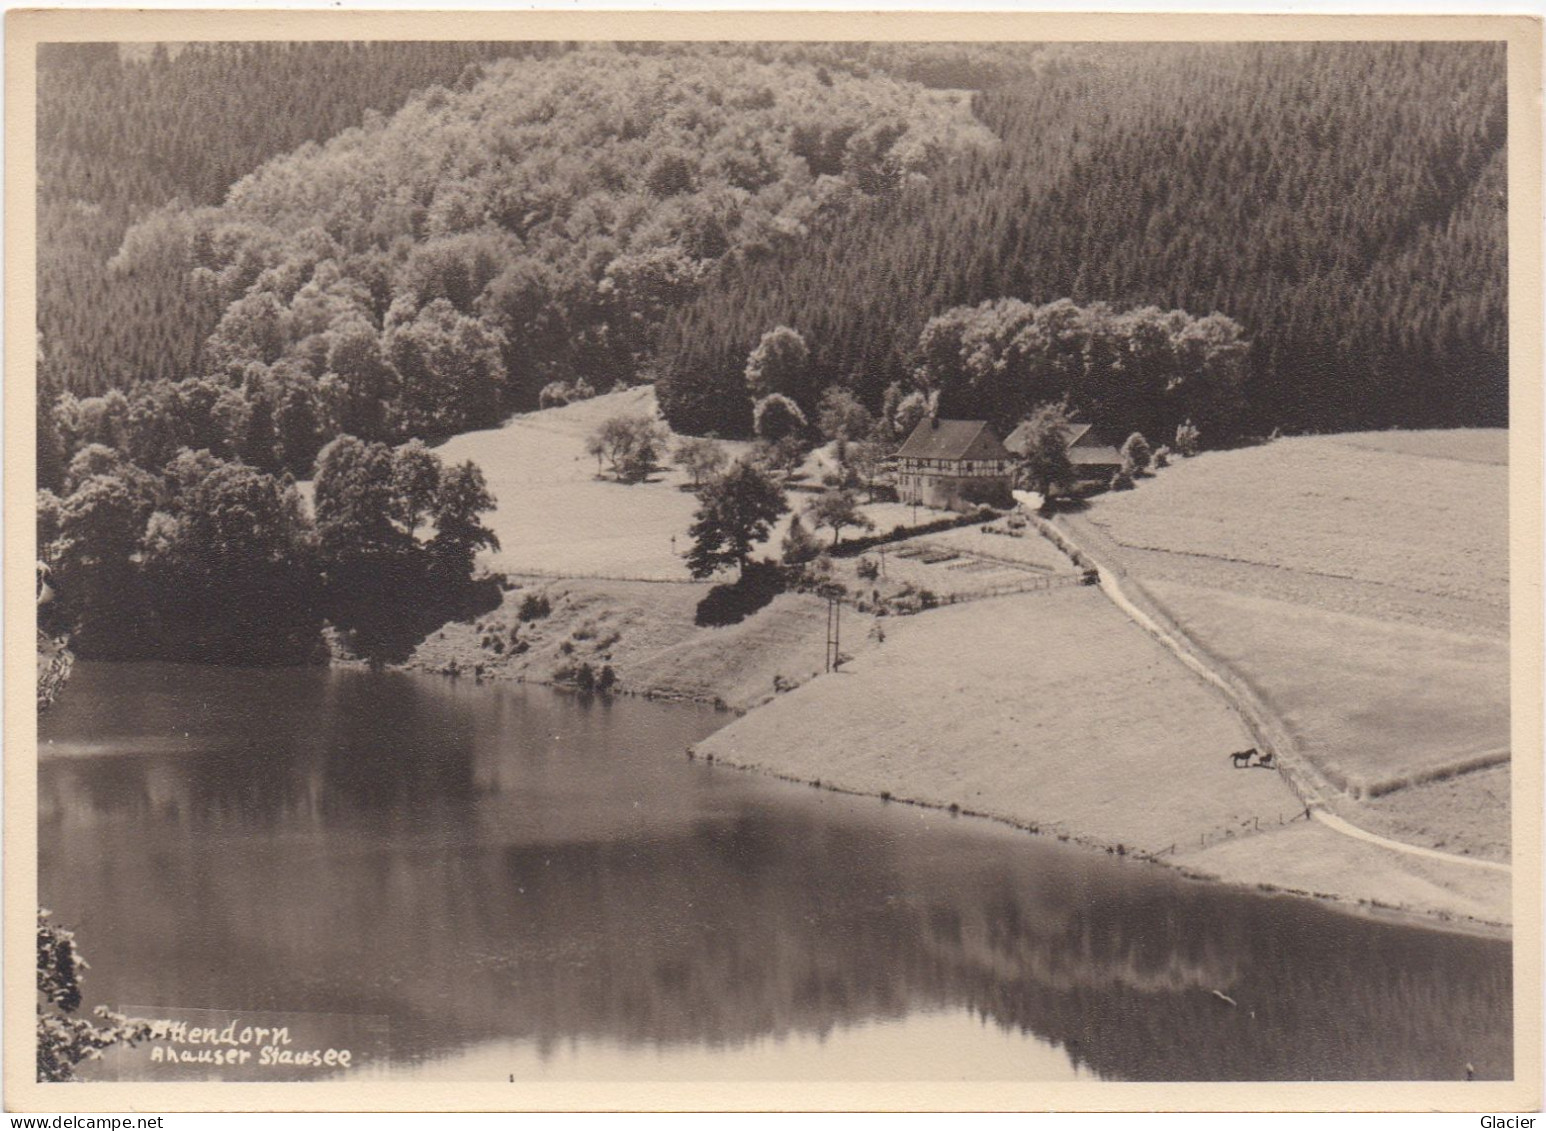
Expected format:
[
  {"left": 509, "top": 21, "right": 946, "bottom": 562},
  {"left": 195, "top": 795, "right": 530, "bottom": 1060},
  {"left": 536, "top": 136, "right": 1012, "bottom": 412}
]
[
  {"left": 833, "top": 593, "right": 841, "bottom": 669},
  {"left": 821, "top": 584, "right": 843, "bottom": 672}
]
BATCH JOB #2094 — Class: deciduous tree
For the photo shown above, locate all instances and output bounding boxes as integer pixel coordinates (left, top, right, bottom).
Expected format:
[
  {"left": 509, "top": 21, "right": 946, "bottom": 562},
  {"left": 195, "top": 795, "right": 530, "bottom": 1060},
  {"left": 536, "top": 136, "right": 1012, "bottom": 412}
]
[
  {"left": 586, "top": 415, "right": 667, "bottom": 483},
  {"left": 429, "top": 461, "right": 500, "bottom": 583},
  {"left": 674, "top": 435, "right": 728, "bottom": 488},
  {"left": 1013, "top": 402, "right": 1077, "bottom": 500},
  {"left": 804, "top": 488, "right": 874, "bottom": 547},
  {"left": 686, "top": 459, "right": 788, "bottom": 579},
  {"left": 753, "top": 393, "right": 807, "bottom": 445},
  {"left": 745, "top": 326, "right": 813, "bottom": 409}
]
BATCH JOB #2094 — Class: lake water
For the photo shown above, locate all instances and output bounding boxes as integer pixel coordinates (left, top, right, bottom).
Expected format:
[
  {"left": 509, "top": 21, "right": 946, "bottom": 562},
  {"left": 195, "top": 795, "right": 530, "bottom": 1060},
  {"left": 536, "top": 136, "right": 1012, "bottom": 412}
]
[{"left": 39, "top": 662, "right": 1512, "bottom": 1083}]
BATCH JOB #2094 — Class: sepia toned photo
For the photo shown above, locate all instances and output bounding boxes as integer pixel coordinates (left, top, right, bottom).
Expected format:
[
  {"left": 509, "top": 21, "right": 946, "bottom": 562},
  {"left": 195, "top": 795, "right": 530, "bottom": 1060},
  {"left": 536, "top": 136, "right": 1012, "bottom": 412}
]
[{"left": 8, "top": 10, "right": 1541, "bottom": 1113}]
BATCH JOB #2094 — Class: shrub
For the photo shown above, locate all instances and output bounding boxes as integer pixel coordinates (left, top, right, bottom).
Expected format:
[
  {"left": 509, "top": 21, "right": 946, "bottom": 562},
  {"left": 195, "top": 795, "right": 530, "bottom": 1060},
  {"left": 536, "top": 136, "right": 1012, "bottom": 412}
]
[
  {"left": 1152, "top": 445, "right": 1171, "bottom": 469},
  {"left": 1110, "top": 467, "right": 1135, "bottom": 491},
  {"left": 856, "top": 556, "right": 880, "bottom": 581},
  {"left": 37, "top": 912, "right": 152, "bottom": 1082},
  {"left": 1175, "top": 419, "right": 1201, "bottom": 457},
  {"left": 574, "top": 662, "right": 596, "bottom": 692},
  {"left": 781, "top": 513, "right": 821, "bottom": 565},
  {"left": 597, "top": 664, "right": 617, "bottom": 693},
  {"left": 518, "top": 592, "right": 551, "bottom": 621},
  {"left": 753, "top": 393, "right": 808, "bottom": 445},
  {"left": 830, "top": 510, "right": 990, "bottom": 558},
  {"left": 1121, "top": 432, "right": 1152, "bottom": 474},
  {"left": 918, "top": 588, "right": 939, "bottom": 609},
  {"left": 540, "top": 378, "right": 598, "bottom": 409}
]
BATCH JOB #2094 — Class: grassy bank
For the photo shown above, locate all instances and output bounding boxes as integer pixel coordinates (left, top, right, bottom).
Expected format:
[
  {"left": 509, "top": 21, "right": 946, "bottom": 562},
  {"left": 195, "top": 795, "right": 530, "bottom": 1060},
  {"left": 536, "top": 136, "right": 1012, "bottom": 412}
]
[
  {"left": 691, "top": 582, "right": 1512, "bottom": 929},
  {"left": 696, "top": 587, "right": 1298, "bottom": 853},
  {"left": 392, "top": 575, "right": 868, "bottom": 714}
]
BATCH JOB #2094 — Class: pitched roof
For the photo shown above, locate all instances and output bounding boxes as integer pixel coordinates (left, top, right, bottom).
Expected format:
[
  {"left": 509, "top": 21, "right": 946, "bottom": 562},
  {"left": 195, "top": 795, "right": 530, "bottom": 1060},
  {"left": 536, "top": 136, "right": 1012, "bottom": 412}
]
[
  {"left": 1002, "top": 419, "right": 1125, "bottom": 467},
  {"left": 1067, "top": 423, "right": 1125, "bottom": 467},
  {"left": 1002, "top": 420, "right": 1039, "bottom": 454},
  {"left": 1068, "top": 441, "right": 1125, "bottom": 468},
  {"left": 894, "top": 418, "right": 1012, "bottom": 462}
]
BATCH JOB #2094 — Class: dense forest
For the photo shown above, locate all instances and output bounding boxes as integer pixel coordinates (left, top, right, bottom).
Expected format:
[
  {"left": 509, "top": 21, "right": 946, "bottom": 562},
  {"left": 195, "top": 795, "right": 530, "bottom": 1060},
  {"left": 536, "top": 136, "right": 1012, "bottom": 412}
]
[
  {"left": 659, "top": 41, "right": 1508, "bottom": 437},
  {"left": 37, "top": 40, "right": 561, "bottom": 400},
  {"left": 41, "top": 44, "right": 993, "bottom": 481}
]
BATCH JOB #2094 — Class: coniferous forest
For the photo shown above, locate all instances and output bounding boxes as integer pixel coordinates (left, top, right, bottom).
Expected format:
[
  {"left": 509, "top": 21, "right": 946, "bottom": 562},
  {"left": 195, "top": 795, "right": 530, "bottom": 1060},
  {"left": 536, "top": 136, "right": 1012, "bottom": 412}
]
[
  {"left": 657, "top": 41, "right": 1507, "bottom": 437},
  {"left": 35, "top": 40, "right": 1508, "bottom": 660}
]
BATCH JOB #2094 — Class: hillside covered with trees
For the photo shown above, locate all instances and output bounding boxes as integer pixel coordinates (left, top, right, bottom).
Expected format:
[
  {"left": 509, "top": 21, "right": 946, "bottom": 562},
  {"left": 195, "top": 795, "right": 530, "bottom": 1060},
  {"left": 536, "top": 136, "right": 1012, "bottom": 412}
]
[
  {"left": 657, "top": 41, "right": 1507, "bottom": 438},
  {"left": 40, "top": 40, "right": 1505, "bottom": 468},
  {"left": 37, "top": 40, "right": 559, "bottom": 399},
  {"left": 41, "top": 44, "right": 992, "bottom": 482}
]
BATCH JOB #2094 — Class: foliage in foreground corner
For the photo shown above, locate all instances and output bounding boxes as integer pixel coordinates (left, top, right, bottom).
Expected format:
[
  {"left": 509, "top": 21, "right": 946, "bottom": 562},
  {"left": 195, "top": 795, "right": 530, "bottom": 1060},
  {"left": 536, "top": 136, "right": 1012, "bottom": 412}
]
[{"left": 37, "top": 910, "right": 152, "bottom": 1082}]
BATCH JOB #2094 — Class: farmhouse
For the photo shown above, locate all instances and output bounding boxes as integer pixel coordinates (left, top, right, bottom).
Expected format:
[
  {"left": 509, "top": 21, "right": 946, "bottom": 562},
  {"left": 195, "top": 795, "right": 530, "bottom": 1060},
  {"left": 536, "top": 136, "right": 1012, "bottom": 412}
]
[
  {"left": 1003, "top": 420, "right": 1126, "bottom": 485},
  {"left": 893, "top": 418, "right": 1016, "bottom": 510},
  {"left": 1063, "top": 424, "right": 1126, "bottom": 481}
]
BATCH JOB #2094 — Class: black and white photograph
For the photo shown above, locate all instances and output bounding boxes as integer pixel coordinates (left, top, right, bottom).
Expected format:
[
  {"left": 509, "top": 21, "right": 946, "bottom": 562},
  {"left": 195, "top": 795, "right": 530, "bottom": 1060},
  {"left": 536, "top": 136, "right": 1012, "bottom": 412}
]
[{"left": 11, "top": 9, "right": 1541, "bottom": 1112}]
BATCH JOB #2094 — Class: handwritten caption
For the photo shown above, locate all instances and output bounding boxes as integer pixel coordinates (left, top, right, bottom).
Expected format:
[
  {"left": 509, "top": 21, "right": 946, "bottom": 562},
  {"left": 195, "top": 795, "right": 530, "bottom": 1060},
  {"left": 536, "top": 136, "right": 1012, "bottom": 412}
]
[{"left": 116, "top": 1007, "right": 388, "bottom": 1081}]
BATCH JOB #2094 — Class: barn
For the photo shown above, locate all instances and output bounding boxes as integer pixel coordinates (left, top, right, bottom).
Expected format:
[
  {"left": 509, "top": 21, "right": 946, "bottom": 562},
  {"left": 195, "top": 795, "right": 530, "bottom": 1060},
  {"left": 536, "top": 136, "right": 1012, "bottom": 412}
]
[
  {"left": 893, "top": 418, "right": 1016, "bottom": 511},
  {"left": 1002, "top": 420, "right": 1126, "bottom": 487},
  {"left": 1063, "top": 423, "right": 1126, "bottom": 483}
]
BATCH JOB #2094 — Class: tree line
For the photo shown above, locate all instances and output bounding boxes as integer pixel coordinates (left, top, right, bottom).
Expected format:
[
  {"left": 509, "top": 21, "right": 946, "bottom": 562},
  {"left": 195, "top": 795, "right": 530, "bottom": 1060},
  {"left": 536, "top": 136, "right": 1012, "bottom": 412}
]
[
  {"left": 662, "top": 299, "right": 1249, "bottom": 447},
  {"left": 38, "top": 435, "right": 496, "bottom": 664}
]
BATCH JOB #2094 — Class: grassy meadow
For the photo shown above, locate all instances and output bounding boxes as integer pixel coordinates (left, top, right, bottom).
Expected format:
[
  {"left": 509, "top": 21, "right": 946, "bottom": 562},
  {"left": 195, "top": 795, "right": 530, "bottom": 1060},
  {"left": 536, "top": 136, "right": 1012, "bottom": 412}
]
[
  {"left": 434, "top": 387, "right": 751, "bottom": 581},
  {"left": 1087, "top": 434, "right": 1507, "bottom": 609},
  {"left": 696, "top": 586, "right": 1303, "bottom": 855},
  {"left": 1080, "top": 430, "right": 1511, "bottom": 860}
]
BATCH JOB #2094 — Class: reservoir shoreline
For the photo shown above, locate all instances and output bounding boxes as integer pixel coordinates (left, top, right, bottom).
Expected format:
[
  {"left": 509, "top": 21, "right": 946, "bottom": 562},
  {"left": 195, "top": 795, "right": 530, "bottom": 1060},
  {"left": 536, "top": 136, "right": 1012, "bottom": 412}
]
[{"left": 353, "top": 572, "right": 1512, "bottom": 939}]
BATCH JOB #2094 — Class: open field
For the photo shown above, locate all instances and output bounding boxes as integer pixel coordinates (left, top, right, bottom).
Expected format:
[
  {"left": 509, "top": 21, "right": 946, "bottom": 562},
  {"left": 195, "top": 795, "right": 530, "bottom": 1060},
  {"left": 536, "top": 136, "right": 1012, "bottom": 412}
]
[
  {"left": 392, "top": 405, "right": 1512, "bottom": 923},
  {"left": 697, "top": 587, "right": 1303, "bottom": 855},
  {"left": 1360, "top": 765, "right": 1512, "bottom": 863},
  {"left": 435, "top": 387, "right": 751, "bottom": 581},
  {"left": 1072, "top": 429, "right": 1511, "bottom": 862},
  {"left": 1140, "top": 580, "right": 1510, "bottom": 797},
  {"left": 433, "top": 390, "right": 980, "bottom": 583},
  {"left": 1089, "top": 434, "right": 1508, "bottom": 609},
  {"left": 1326, "top": 428, "right": 1508, "bottom": 465}
]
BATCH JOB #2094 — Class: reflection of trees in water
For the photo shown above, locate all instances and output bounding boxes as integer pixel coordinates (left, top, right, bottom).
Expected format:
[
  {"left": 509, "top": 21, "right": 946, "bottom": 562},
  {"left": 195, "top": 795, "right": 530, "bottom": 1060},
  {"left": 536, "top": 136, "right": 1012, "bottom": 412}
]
[
  {"left": 945, "top": 883, "right": 1510, "bottom": 1080},
  {"left": 44, "top": 791, "right": 1510, "bottom": 1082},
  {"left": 40, "top": 666, "right": 1512, "bottom": 1082}
]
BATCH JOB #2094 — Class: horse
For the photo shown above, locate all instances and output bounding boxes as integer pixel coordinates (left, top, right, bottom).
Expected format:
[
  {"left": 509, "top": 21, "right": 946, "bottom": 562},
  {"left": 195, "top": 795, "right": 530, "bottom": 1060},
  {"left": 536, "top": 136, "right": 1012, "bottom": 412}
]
[
  {"left": 1253, "top": 750, "right": 1276, "bottom": 769},
  {"left": 1229, "top": 748, "right": 1258, "bottom": 769}
]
